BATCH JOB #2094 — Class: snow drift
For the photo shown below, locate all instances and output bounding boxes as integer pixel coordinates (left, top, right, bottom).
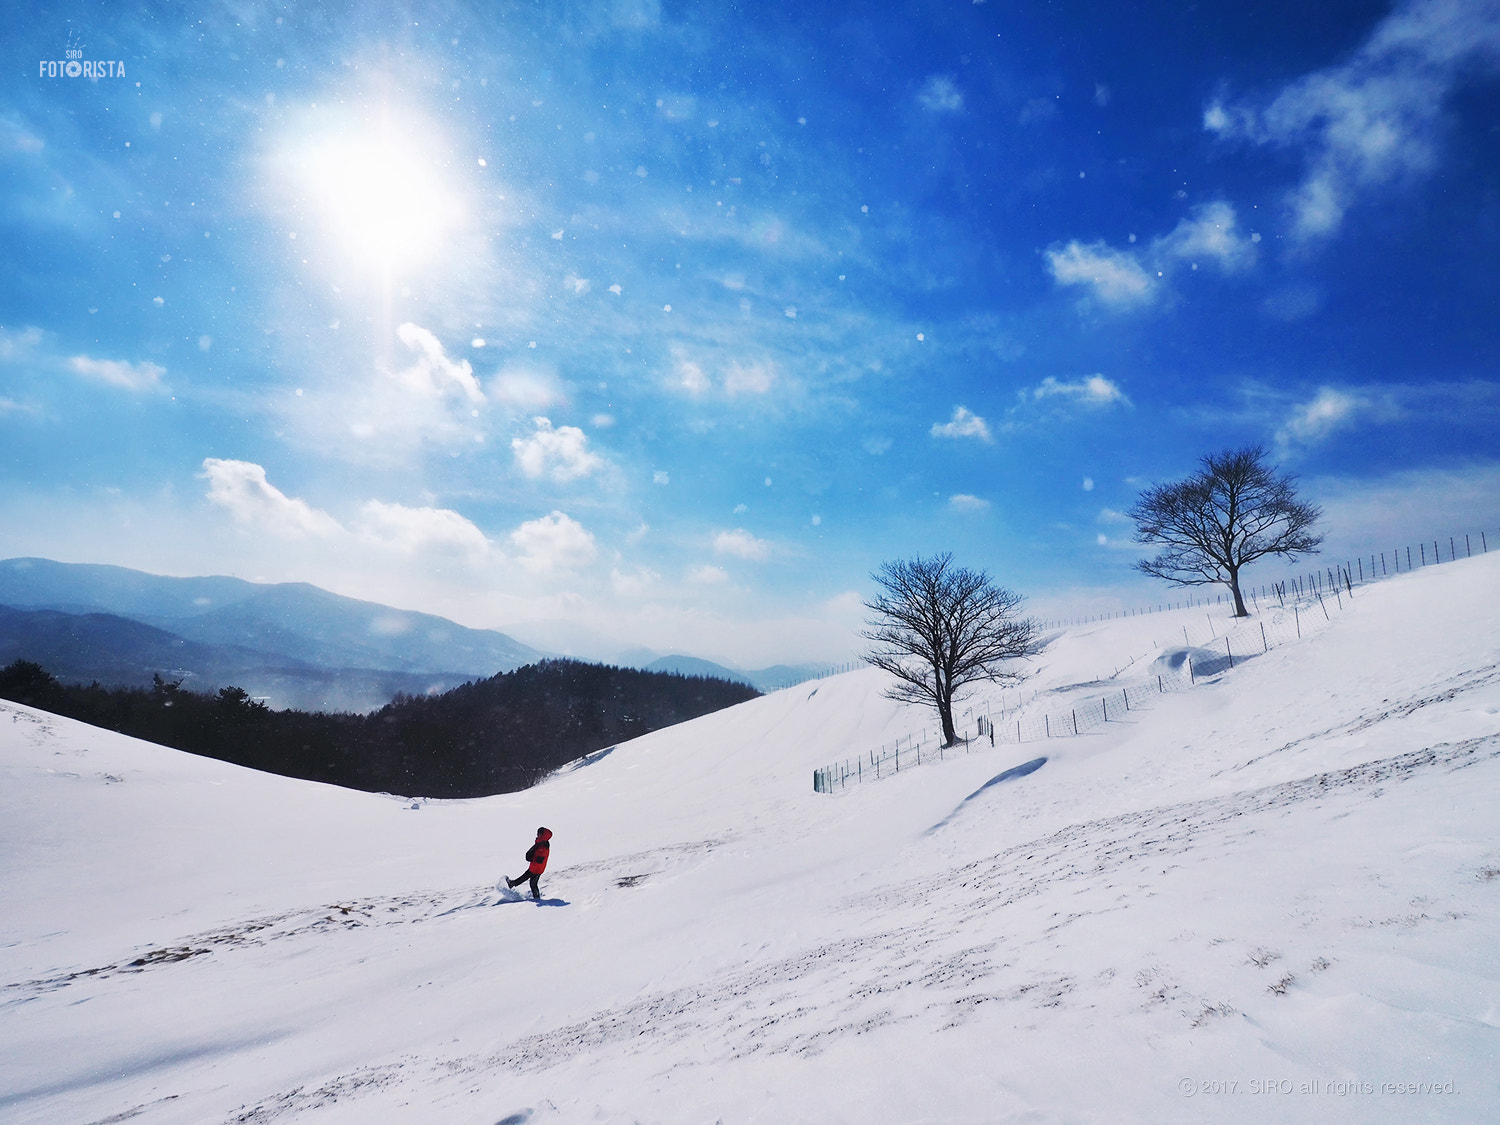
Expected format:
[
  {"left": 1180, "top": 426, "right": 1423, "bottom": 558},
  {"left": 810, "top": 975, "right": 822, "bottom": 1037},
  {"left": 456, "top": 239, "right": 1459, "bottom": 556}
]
[{"left": 3, "top": 551, "right": 1498, "bottom": 1123}]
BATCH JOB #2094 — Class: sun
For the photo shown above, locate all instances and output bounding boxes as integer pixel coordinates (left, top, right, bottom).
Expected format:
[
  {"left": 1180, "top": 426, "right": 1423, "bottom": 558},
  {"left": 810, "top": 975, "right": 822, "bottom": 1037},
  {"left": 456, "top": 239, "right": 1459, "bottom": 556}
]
[{"left": 286, "top": 108, "right": 464, "bottom": 274}]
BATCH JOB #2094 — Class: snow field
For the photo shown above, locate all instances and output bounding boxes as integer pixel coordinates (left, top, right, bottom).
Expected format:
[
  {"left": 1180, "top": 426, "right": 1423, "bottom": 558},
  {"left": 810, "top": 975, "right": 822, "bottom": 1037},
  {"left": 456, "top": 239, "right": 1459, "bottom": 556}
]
[{"left": 2, "top": 551, "right": 1498, "bottom": 1123}]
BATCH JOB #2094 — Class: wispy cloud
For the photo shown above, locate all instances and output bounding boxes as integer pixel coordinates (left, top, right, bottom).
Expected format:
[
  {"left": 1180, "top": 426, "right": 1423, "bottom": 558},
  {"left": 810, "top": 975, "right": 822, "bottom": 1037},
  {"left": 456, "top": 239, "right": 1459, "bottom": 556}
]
[
  {"left": 931, "top": 406, "right": 993, "bottom": 442},
  {"left": 1273, "top": 385, "right": 1399, "bottom": 455},
  {"left": 724, "top": 360, "right": 778, "bottom": 397},
  {"left": 393, "top": 323, "right": 484, "bottom": 403},
  {"left": 490, "top": 364, "right": 567, "bottom": 410},
  {"left": 1156, "top": 201, "right": 1257, "bottom": 272},
  {"left": 1048, "top": 202, "right": 1256, "bottom": 308},
  {"left": 713, "top": 528, "right": 770, "bottom": 560},
  {"left": 512, "top": 417, "right": 605, "bottom": 481},
  {"left": 917, "top": 75, "right": 964, "bottom": 113},
  {"left": 68, "top": 354, "right": 166, "bottom": 392},
  {"left": 949, "top": 493, "right": 991, "bottom": 513},
  {"left": 0, "top": 326, "right": 43, "bottom": 358},
  {"left": 1045, "top": 240, "right": 1157, "bottom": 307},
  {"left": 1204, "top": 0, "right": 1500, "bottom": 241},
  {"left": 1028, "top": 375, "right": 1131, "bottom": 408},
  {"left": 201, "top": 459, "right": 342, "bottom": 538}
]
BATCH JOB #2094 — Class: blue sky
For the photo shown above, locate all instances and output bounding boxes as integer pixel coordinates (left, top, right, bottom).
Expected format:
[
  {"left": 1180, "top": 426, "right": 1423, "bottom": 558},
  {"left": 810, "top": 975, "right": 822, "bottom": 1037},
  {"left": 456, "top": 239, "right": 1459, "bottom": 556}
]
[{"left": 3, "top": 0, "right": 1499, "bottom": 666}]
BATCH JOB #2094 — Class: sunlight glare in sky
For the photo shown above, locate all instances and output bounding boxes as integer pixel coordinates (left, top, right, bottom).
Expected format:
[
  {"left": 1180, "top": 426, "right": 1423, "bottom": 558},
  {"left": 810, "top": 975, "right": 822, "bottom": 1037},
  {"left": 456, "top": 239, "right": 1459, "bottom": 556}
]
[{"left": 289, "top": 109, "right": 463, "bottom": 273}]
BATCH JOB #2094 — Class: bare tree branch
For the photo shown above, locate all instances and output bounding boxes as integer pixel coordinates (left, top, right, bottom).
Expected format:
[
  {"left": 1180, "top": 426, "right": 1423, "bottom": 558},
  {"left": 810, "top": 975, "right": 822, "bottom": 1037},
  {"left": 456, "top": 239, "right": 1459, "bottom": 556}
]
[
  {"left": 1129, "top": 446, "right": 1323, "bottom": 617},
  {"left": 860, "top": 553, "right": 1034, "bottom": 745}
]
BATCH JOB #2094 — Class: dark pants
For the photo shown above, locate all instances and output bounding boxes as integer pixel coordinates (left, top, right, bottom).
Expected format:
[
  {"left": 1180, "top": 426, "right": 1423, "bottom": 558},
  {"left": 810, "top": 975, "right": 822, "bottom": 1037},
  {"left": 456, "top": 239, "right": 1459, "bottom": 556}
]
[{"left": 507, "top": 871, "right": 541, "bottom": 899}]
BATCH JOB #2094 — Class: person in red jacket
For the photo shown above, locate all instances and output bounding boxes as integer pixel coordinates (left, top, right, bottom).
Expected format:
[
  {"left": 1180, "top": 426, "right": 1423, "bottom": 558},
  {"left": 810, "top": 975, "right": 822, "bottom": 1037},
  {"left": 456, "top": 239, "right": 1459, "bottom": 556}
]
[{"left": 506, "top": 827, "right": 552, "bottom": 900}]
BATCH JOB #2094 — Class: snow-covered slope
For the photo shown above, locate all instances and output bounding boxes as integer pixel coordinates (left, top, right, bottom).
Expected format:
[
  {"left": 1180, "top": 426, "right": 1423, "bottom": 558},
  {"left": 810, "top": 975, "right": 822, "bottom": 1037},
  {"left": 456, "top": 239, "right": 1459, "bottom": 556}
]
[{"left": 3, "top": 553, "right": 1498, "bottom": 1124}]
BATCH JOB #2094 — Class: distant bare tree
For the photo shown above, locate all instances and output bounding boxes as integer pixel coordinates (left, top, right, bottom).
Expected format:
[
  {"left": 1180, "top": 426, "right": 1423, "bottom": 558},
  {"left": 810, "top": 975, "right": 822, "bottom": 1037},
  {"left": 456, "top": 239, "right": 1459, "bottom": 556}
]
[
  {"left": 861, "top": 553, "right": 1034, "bottom": 746},
  {"left": 1129, "top": 446, "right": 1323, "bottom": 617}
]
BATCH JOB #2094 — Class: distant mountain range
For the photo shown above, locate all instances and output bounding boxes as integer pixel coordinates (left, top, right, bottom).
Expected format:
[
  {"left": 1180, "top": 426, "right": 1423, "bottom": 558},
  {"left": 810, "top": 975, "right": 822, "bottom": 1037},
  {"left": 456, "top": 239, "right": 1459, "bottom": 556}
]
[
  {"left": 0, "top": 558, "right": 541, "bottom": 712},
  {"left": 641, "top": 655, "right": 833, "bottom": 693},
  {"left": 0, "top": 558, "right": 836, "bottom": 710}
]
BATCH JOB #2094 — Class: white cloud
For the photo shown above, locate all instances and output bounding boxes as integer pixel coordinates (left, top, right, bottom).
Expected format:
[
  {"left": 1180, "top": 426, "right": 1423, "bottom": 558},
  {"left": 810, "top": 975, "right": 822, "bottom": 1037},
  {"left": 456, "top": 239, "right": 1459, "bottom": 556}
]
[
  {"left": 949, "top": 494, "right": 991, "bottom": 513},
  {"left": 1156, "top": 201, "right": 1257, "bottom": 272},
  {"left": 1204, "top": 0, "right": 1500, "bottom": 242},
  {"left": 1275, "top": 386, "right": 1370, "bottom": 452},
  {"left": 917, "top": 75, "right": 964, "bottom": 113},
  {"left": 724, "top": 360, "right": 777, "bottom": 397},
  {"left": 1029, "top": 375, "right": 1131, "bottom": 407},
  {"left": 610, "top": 566, "right": 661, "bottom": 597},
  {"left": 510, "top": 510, "right": 597, "bottom": 573},
  {"left": 1308, "top": 461, "right": 1500, "bottom": 557},
  {"left": 713, "top": 528, "right": 770, "bottom": 560},
  {"left": 0, "top": 326, "right": 43, "bottom": 358},
  {"left": 511, "top": 417, "right": 605, "bottom": 481},
  {"left": 611, "top": 0, "right": 660, "bottom": 30},
  {"left": 653, "top": 471, "right": 670, "bottom": 485},
  {"left": 1045, "top": 240, "right": 1157, "bottom": 307},
  {"left": 393, "top": 323, "right": 484, "bottom": 403},
  {"left": 688, "top": 564, "right": 729, "bottom": 584},
  {"left": 931, "top": 406, "right": 993, "bottom": 442},
  {"left": 1082, "top": 477, "right": 1095, "bottom": 491},
  {"left": 358, "top": 500, "right": 491, "bottom": 555},
  {"left": 490, "top": 365, "right": 566, "bottom": 410},
  {"left": 676, "top": 355, "right": 711, "bottom": 395},
  {"left": 201, "top": 459, "right": 342, "bottom": 538},
  {"left": 67, "top": 354, "right": 166, "bottom": 392},
  {"left": 1049, "top": 202, "right": 1254, "bottom": 309}
]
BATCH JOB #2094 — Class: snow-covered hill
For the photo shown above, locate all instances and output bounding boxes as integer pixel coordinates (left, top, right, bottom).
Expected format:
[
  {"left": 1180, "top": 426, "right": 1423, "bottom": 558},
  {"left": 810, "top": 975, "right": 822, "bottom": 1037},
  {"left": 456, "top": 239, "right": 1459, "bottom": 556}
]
[{"left": 3, "top": 552, "right": 1498, "bottom": 1124}]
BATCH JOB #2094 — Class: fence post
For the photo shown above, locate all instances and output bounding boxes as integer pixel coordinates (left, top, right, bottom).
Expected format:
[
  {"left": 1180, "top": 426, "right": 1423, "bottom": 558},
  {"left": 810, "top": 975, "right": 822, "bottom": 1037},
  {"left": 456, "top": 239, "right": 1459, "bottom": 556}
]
[
  {"left": 1073, "top": 708, "right": 1078, "bottom": 734},
  {"left": 1103, "top": 697, "right": 1109, "bottom": 721},
  {"left": 1017, "top": 720, "right": 1021, "bottom": 743},
  {"left": 1189, "top": 658, "right": 1195, "bottom": 684},
  {"left": 1045, "top": 714, "right": 1050, "bottom": 738},
  {"left": 1294, "top": 605, "right": 1300, "bottom": 638}
]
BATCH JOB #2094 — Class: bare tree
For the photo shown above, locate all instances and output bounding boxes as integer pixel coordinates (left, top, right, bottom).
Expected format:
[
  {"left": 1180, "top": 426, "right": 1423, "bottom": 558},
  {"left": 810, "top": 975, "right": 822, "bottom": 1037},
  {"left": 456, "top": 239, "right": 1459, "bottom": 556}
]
[
  {"left": 861, "top": 553, "right": 1034, "bottom": 746},
  {"left": 1129, "top": 445, "right": 1323, "bottom": 617}
]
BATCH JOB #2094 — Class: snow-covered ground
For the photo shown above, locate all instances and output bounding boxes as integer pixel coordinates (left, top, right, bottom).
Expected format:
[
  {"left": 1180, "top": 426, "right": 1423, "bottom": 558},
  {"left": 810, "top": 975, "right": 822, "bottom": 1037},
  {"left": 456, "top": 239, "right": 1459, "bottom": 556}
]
[{"left": 3, "top": 552, "right": 1498, "bottom": 1124}]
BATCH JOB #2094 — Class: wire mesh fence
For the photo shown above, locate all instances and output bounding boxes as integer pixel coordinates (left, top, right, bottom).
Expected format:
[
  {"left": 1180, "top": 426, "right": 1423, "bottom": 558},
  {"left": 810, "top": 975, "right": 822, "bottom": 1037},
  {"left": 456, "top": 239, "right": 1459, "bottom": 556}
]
[
  {"left": 1036, "top": 525, "right": 1496, "bottom": 630},
  {"left": 813, "top": 567, "right": 1368, "bottom": 794}
]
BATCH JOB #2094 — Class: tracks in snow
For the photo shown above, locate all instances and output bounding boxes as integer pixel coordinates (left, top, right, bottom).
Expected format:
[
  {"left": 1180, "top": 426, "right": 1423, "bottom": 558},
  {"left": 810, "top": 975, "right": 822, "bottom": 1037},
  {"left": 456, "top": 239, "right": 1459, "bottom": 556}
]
[{"left": 218, "top": 733, "right": 1500, "bottom": 1122}]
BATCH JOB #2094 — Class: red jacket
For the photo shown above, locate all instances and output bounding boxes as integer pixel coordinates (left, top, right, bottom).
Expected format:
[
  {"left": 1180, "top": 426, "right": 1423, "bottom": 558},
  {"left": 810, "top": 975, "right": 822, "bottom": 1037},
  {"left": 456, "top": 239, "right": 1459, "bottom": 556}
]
[{"left": 525, "top": 828, "right": 552, "bottom": 874}]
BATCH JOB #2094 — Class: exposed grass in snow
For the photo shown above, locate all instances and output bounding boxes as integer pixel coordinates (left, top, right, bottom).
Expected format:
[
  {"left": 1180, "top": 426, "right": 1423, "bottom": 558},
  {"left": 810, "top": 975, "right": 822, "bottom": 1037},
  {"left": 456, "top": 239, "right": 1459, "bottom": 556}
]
[{"left": 3, "top": 553, "right": 1499, "bottom": 1123}]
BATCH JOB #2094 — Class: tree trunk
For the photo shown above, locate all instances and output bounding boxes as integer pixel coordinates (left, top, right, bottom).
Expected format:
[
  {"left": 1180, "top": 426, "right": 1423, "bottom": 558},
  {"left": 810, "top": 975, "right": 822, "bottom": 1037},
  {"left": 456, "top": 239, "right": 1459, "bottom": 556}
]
[
  {"left": 1228, "top": 570, "right": 1249, "bottom": 617},
  {"left": 938, "top": 696, "right": 957, "bottom": 747}
]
